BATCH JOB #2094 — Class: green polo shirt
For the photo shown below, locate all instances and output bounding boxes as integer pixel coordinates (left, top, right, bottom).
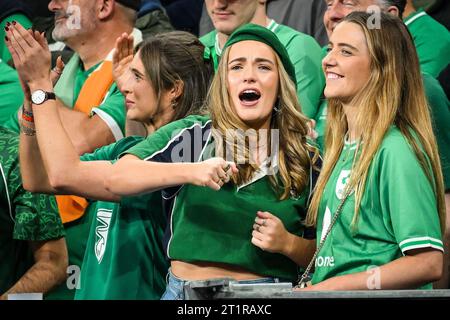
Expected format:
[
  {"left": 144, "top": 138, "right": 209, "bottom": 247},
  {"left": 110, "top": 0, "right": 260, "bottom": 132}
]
[
  {"left": 404, "top": 8, "right": 450, "bottom": 78},
  {"left": 3, "top": 58, "right": 126, "bottom": 140},
  {"left": 0, "top": 127, "right": 65, "bottom": 294},
  {"left": 0, "top": 60, "right": 23, "bottom": 126},
  {"left": 201, "top": 20, "right": 325, "bottom": 120},
  {"left": 312, "top": 127, "right": 443, "bottom": 289},
  {"left": 73, "top": 136, "right": 168, "bottom": 300},
  {"left": 124, "top": 114, "right": 315, "bottom": 282}
]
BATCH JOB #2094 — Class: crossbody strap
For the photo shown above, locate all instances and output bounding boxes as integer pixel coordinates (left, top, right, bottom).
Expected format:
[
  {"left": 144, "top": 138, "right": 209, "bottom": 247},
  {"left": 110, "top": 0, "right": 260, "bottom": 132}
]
[{"left": 295, "top": 188, "right": 351, "bottom": 288}]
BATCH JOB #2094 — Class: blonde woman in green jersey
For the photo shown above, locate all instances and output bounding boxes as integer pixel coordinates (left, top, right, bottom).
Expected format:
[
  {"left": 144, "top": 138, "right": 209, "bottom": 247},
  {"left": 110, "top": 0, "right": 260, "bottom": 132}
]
[
  {"left": 303, "top": 12, "right": 445, "bottom": 290},
  {"left": 106, "top": 24, "right": 321, "bottom": 300}
]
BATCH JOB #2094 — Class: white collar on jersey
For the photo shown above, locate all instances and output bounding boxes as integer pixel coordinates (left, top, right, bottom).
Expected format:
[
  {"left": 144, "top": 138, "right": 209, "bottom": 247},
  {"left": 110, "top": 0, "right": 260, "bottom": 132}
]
[{"left": 236, "top": 145, "right": 279, "bottom": 191}]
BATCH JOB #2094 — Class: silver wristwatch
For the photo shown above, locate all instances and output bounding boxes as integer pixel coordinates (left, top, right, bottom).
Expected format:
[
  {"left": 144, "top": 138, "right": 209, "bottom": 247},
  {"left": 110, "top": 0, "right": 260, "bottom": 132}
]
[{"left": 31, "top": 89, "right": 56, "bottom": 105}]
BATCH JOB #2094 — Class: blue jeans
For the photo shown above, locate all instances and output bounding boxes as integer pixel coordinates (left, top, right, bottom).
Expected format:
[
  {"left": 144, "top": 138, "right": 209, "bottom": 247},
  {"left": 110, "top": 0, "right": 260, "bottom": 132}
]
[{"left": 160, "top": 269, "right": 282, "bottom": 300}]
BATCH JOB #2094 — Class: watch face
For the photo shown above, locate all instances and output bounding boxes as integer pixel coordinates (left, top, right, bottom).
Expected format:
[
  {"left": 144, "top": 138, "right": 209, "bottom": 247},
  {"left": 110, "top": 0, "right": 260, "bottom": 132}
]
[{"left": 32, "top": 90, "right": 46, "bottom": 105}]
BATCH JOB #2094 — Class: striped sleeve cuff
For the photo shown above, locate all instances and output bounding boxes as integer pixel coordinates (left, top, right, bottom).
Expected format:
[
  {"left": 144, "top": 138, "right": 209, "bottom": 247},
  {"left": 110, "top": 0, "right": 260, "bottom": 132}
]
[
  {"left": 91, "top": 107, "right": 124, "bottom": 141},
  {"left": 399, "top": 237, "right": 444, "bottom": 254}
]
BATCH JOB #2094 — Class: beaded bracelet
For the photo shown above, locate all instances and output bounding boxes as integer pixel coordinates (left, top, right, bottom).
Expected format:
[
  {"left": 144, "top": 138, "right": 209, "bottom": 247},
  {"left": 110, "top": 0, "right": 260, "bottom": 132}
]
[
  {"left": 22, "top": 105, "right": 34, "bottom": 123},
  {"left": 20, "top": 117, "right": 36, "bottom": 136}
]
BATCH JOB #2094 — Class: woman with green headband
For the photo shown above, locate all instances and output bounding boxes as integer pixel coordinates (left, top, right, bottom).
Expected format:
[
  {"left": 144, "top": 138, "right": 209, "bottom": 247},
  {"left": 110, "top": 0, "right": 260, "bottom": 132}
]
[{"left": 105, "top": 24, "right": 320, "bottom": 299}]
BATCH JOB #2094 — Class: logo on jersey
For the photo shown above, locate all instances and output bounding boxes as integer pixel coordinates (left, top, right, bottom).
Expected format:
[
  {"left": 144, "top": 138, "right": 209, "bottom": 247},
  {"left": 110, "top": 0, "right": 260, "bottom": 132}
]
[
  {"left": 315, "top": 255, "right": 335, "bottom": 267},
  {"left": 335, "top": 170, "right": 351, "bottom": 199},
  {"left": 95, "top": 208, "right": 113, "bottom": 264},
  {"left": 317, "top": 207, "right": 335, "bottom": 268}
]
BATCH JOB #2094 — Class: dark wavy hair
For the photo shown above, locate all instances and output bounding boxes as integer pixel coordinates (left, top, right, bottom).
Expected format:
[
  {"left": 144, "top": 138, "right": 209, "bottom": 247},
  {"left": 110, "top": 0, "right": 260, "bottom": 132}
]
[{"left": 137, "top": 31, "right": 213, "bottom": 120}]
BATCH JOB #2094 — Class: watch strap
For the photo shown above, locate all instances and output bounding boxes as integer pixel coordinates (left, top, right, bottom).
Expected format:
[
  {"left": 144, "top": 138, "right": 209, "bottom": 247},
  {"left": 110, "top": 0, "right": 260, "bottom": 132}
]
[{"left": 46, "top": 92, "right": 56, "bottom": 100}]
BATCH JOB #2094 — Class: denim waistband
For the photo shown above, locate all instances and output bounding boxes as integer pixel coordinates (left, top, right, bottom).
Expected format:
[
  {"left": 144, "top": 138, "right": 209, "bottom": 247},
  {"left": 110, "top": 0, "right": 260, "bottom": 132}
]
[{"left": 166, "top": 268, "right": 282, "bottom": 286}]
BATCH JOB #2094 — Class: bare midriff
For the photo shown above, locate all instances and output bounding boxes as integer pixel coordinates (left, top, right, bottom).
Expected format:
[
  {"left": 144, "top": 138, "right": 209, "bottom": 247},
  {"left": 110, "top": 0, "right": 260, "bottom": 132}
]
[{"left": 171, "top": 260, "right": 266, "bottom": 281}]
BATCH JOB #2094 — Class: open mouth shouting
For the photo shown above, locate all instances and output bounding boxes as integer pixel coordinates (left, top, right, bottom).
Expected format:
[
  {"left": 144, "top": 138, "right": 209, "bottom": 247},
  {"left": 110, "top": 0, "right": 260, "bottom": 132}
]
[{"left": 238, "top": 88, "right": 261, "bottom": 106}]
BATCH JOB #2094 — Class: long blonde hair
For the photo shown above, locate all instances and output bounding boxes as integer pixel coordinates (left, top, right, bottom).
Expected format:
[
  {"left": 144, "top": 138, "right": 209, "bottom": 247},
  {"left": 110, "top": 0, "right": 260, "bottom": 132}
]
[
  {"left": 208, "top": 43, "right": 319, "bottom": 199},
  {"left": 307, "top": 12, "right": 446, "bottom": 233}
]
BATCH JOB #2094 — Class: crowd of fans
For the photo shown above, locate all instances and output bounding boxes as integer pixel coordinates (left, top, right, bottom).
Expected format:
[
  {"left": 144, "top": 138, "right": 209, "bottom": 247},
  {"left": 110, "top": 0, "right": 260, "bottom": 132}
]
[{"left": 0, "top": 0, "right": 449, "bottom": 300}]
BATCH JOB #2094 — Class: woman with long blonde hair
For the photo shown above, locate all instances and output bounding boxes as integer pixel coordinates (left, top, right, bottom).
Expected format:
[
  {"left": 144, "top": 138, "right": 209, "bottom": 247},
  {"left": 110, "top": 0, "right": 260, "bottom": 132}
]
[
  {"left": 105, "top": 24, "right": 320, "bottom": 299},
  {"left": 304, "top": 11, "right": 445, "bottom": 290}
]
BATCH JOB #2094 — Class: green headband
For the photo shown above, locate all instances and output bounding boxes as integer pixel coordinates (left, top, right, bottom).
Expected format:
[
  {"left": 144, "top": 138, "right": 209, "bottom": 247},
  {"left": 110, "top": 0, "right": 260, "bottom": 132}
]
[{"left": 222, "top": 23, "right": 297, "bottom": 87}]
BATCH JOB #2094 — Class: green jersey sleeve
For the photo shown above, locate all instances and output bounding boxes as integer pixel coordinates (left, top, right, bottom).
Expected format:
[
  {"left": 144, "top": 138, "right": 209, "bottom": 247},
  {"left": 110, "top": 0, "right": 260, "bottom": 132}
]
[
  {"left": 122, "top": 115, "right": 212, "bottom": 199},
  {"left": 90, "top": 84, "right": 126, "bottom": 141},
  {"left": 404, "top": 9, "right": 450, "bottom": 78},
  {"left": 377, "top": 132, "right": 443, "bottom": 254},
  {"left": 80, "top": 136, "right": 145, "bottom": 162},
  {"left": 279, "top": 27, "right": 325, "bottom": 119},
  {"left": 422, "top": 73, "right": 450, "bottom": 190},
  {"left": 123, "top": 115, "right": 211, "bottom": 161}
]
